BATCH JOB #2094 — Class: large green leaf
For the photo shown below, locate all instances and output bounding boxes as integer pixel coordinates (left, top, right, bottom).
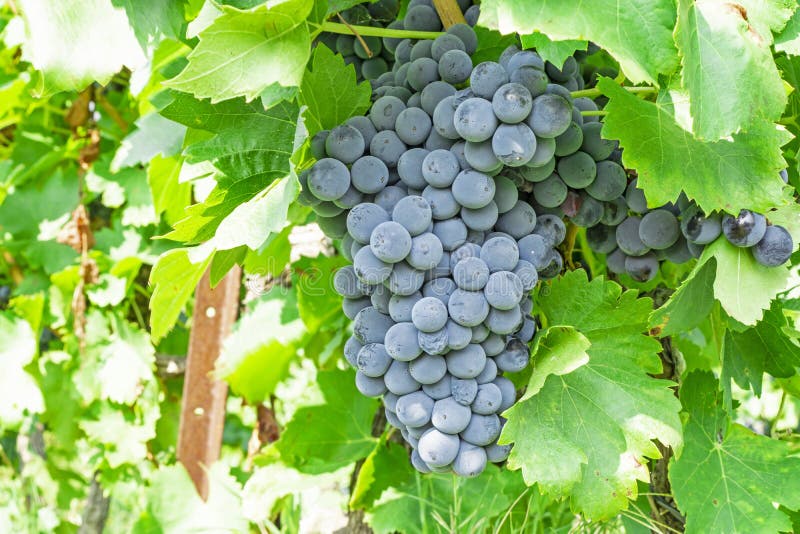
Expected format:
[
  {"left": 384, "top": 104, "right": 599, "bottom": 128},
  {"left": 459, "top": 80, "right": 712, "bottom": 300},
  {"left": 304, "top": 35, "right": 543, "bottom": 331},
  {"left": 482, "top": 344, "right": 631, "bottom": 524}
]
[
  {"left": 148, "top": 248, "right": 213, "bottom": 343},
  {"left": 350, "top": 436, "right": 413, "bottom": 510},
  {"left": 670, "top": 371, "right": 800, "bottom": 533},
  {"left": 300, "top": 44, "right": 372, "bottom": 136},
  {"left": 274, "top": 368, "right": 379, "bottom": 474},
  {"left": 722, "top": 305, "right": 800, "bottom": 396},
  {"left": 500, "top": 270, "right": 682, "bottom": 520},
  {"left": 111, "top": 113, "right": 187, "bottom": 171},
  {"left": 166, "top": 0, "right": 313, "bottom": 102},
  {"left": 776, "top": 7, "right": 800, "bottom": 55},
  {"left": 160, "top": 95, "right": 299, "bottom": 244},
  {"left": 675, "top": 0, "right": 787, "bottom": 140},
  {"left": 649, "top": 258, "right": 716, "bottom": 336},
  {"left": 215, "top": 288, "right": 305, "bottom": 403},
  {"left": 478, "top": 0, "right": 678, "bottom": 84},
  {"left": 599, "top": 78, "right": 792, "bottom": 214},
  {"left": 0, "top": 312, "right": 43, "bottom": 429},
  {"left": 365, "top": 461, "right": 525, "bottom": 534},
  {"left": 519, "top": 32, "right": 587, "bottom": 69},
  {"left": 18, "top": 0, "right": 145, "bottom": 93}
]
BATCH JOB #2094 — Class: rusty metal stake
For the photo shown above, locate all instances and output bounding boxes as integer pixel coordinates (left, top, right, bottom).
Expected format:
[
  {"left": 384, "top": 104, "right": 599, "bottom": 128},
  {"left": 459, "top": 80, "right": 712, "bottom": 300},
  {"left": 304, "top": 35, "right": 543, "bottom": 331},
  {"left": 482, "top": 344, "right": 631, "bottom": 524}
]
[{"left": 177, "top": 266, "right": 241, "bottom": 500}]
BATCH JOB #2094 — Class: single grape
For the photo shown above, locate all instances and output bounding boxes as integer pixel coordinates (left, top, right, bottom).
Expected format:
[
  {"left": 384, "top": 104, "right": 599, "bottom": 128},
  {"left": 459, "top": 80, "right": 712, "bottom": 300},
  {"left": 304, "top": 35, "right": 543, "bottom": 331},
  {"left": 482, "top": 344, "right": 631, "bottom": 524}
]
[
  {"left": 357, "top": 343, "right": 392, "bottom": 377},
  {"left": 384, "top": 360, "right": 421, "bottom": 395},
  {"left": 625, "top": 252, "right": 659, "bottom": 282},
  {"left": 580, "top": 122, "right": 617, "bottom": 161},
  {"left": 625, "top": 179, "right": 649, "bottom": 214},
  {"left": 484, "top": 271, "right": 524, "bottom": 310},
  {"left": 356, "top": 371, "right": 388, "bottom": 397},
  {"left": 492, "top": 123, "right": 537, "bottom": 167},
  {"left": 545, "top": 56, "right": 578, "bottom": 81},
  {"left": 344, "top": 335, "right": 363, "bottom": 368},
  {"left": 606, "top": 248, "right": 628, "bottom": 274},
  {"left": 601, "top": 197, "right": 628, "bottom": 226},
  {"left": 553, "top": 121, "right": 584, "bottom": 157},
  {"left": 448, "top": 288, "right": 490, "bottom": 327},
  {"left": 495, "top": 200, "right": 537, "bottom": 239},
  {"left": 388, "top": 292, "right": 423, "bottom": 323},
  {"left": 354, "top": 246, "right": 393, "bottom": 284},
  {"left": 362, "top": 57, "right": 389, "bottom": 80},
  {"left": 486, "top": 305, "right": 522, "bottom": 335},
  {"left": 616, "top": 216, "right": 650, "bottom": 256},
  {"left": 493, "top": 175, "right": 519, "bottom": 214},
  {"left": 451, "top": 377, "right": 479, "bottom": 405},
  {"left": 412, "top": 296, "right": 448, "bottom": 333},
  {"left": 343, "top": 297, "right": 371, "bottom": 320},
  {"left": 527, "top": 94, "right": 572, "bottom": 138},
  {"left": 557, "top": 151, "right": 596, "bottom": 189},
  {"left": 492, "top": 83, "right": 533, "bottom": 124},
  {"left": 464, "top": 140, "right": 502, "bottom": 173},
  {"left": 463, "top": 4, "right": 480, "bottom": 25},
  {"left": 387, "top": 261, "right": 426, "bottom": 296},
  {"left": 664, "top": 236, "right": 693, "bottom": 264},
  {"left": 433, "top": 96, "right": 461, "bottom": 140},
  {"left": 438, "top": 49, "right": 473, "bottom": 84},
  {"left": 485, "top": 443, "right": 512, "bottom": 463},
  {"left": 639, "top": 209, "right": 680, "bottom": 250},
  {"left": 411, "top": 448, "right": 432, "bottom": 473},
  {"left": 494, "top": 338, "right": 529, "bottom": 373},
  {"left": 585, "top": 160, "right": 626, "bottom": 201},
  {"left": 452, "top": 256, "right": 491, "bottom": 291},
  {"left": 521, "top": 156, "right": 555, "bottom": 182},
  {"left": 397, "top": 147, "right": 431, "bottom": 189},
  {"left": 371, "top": 284, "right": 392, "bottom": 313},
  {"left": 471, "top": 324, "right": 490, "bottom": 344},
  {"left": 310, "top": 130, "right": 329, "bottom": 159},
  {"left": 570, "top": 194, "right": 604, "bottom": 228},
  {"left": 370, "top": 130, "right": 408, "bottom": 167},
  {"left": 722, "top": 210, "right": 767, "bottom": 247},
  {"left": 513, "top": 260, "right": 538, "bottom": 291},
  {"left": 370, "top": 96, "right": 406, "bottom": 131},
  {"left": 431, "top": 34, "right": 466, "bottom": 63},
  {"left": 407, "top": 232, "right": 444, "bottom": 270},
  {"left": 452, "top": 442, "right": 488, "bottom": 477},
  {"left": 410, "top": 39, "right": 433, "bottom": 61},
  {"left": 680, "top": 206, "right": 722, "bottom": 245},
  {"left": 371, "top": 221, "right": 413, "bottom": 263},
  {"left": 418, "top": 428, "right": 460, "bottom": 467},
  {"left": 460, "top": 414, "right": 501, "bottom": 446},
  {"left": 375, "top": 185, "right": 409, "bottom": 213},
  {"left": 422, "top": 277, "right": 457, "bottom": 305},
  {"left": 446, "top": 320, "right": 473, "bottom": 350},
  {"left": 396, "top": 390, "right": 435, "bottom": 427},
  {"left": 538, "top": 249, "right": 563, "bottom": 279},
  {"left": 451, "top": 170, "right": 496, "bottom": 209},
  {"left": 336, "top": 35, "right": 355, "bottom": 56},
  {"left": 431, "top": 396, "right": 472, "bottom": 433},
  {"left": 395, "top": 38, "right": 413, "bottom": 63},
  {"left": 353, "top": 306, "right": 395, "bottom": 345},
  {"left": 421, "top": 81, "right": 457, "bottom": 116},
  {"left": 308, "top": 158, "right": 351, "bottom": 201},
  {"left": 422, "top": 149, "right": 460, "bottom": 187},
  {"left": 454, "top": 98, "right": 499, "bottom": 142},
  {"left": 514, "top": 316, "right": 537, "bottom": 343},
  {"left": 507, "top": 50, "right": 544, "bottom": 72},
  {"left": 480, "top": 236, "right": 520, "bottom": 272},
  {"left": 423, "top": 374, "right": 453, "bottom": 400},
  {"left": 753, "top": 225, "right": 794, "bottom": 267},
  {"left": 446, "top": 343, "right": 487, "bottom": 379},
  {"left": 446, "top": 23, "right": 478, "bottom": 54},
  {"left": 404, "top": 4, "right": 442, "bottom": 31},
  {"left": 409, "top": 354, "right": 448, "bottom": 385},
  {"left": 493, "top": 376, "right": 517, "bottom": 412},
  {"left": 334, "top": 265, "right": 363, "bottom": 298},
  {"left": 385, "top": 322, "right": 422, "bottom": 361},
  {"left": 347, "top": 202, "right": 390, "bottom": 244},
  {"left": 395, "top": 107, "right": 432, "bottom": 145},
  {"left": 392, "top": 195, "right": 432, "bottom": 236},
  {"left": 316, "top": 212, "right": 349, "bottom": 238},
  {"left": 533, "top": 213, "right": 566, "bottom": 247},
  {"left": 470, "top": 61, "right": 509, "bottom": 99},
  {"left": 433, "top": 218, "right": 468, "bottom": 251},
  {"left": 472, "top": 383, "right": 504, "bottom": 415},
  {"left": 475, "top": 357, "right": 498, "bottom": 384},
  {"left": 461, "top": 201, "right": 499, "bottom": 232},
  {"left": 408, "top": 57, "right": 440, "bottom": 91},
  {"left": 532, "top": 173, "right": 568, "bottom": 208},
  {"left": 425, "top": 128, "right": 455, "bottom": 151},
  {"left": 481, "top": 334, "right": 505, "bottom": 356},
  {"left": 587, "top": 224, "right": 618, "bottom": 254},
  {"left": 509, "top": 65, "right": 548, "bottom": 99}
]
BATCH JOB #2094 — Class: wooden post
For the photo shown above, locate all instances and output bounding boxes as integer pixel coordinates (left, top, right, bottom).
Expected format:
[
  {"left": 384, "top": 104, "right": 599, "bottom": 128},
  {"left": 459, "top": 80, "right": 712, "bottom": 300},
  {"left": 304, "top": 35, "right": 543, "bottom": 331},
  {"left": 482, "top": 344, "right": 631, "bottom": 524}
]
[
  {"left": 177, "top": 267, "right": 241, "bottom": 500},
  {"left": 432, "top": 0, "right": 466, "bottom": 28}
]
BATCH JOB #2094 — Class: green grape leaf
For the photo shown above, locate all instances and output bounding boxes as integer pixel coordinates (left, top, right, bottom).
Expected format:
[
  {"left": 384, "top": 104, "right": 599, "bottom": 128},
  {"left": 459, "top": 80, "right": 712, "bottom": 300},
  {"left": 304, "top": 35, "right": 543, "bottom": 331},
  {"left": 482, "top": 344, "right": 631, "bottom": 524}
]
[
  {"left": 471, "top": 26, "right": 518, "bottom": 65},
  {"left": 649, "top": 258, "right": 716, "bottom": 336},
  {"left": 18, "top": 0, "right": 145, "bottom": 93},
  {"left": 501, "top": 270, "right": 682, "bottom": 520},
  {"left": 160, "top": 95, "right": 298, "bottom": 244},
  {"left": 365, "top": 464, "right": 526, "bottom": 534},
  {"left": 703, "top": 237, "right": 791, "bottom": 325},
  {"left": 519, "top": 32, "right": 587, "bottom": 69},
  {"left": 674, "top": 0, "right": 787, "bottom": 140},
  {"left": 209, "top": 246, "right": 247, "bottom": 288},
  {"left": 0, "top": 168, "right": 77, "bottom": 239},
  {"left": 166, "top": 0, "right": 313, "bottom": 102},
  {"left": 669, "top": 371, "right": 800, "bottom": 533},
  {"left": 111, "top": 113, "right": 186, "bottom": 172},
  {"left": 148, "top": 248, "right": 213, "bottom": 343},
  {"left": 96, "top": 320, "right": 156, "bottom": 405},
  {"left": 136, "top": 463, "right": 247, "bottom": 533},
  {"left": 147, "top": 155, "right": 192, "bottom": 226},
  {"left": 274, "top": 368, "right": 379, "bottom": 474},
  {"left": 292, "top": 254, "right": 348, "bottom": 332},
  {"left": 478, "top": 0, "right": 678, "bottom": 84},
  {"left": 722, "top": 305, "right": 800, "bottom": 396},
  {"left": 0, "top": 312, "right": 43, "bottom": 429},
  {"left": 80, "top": 405, "right": 156, "bottom": 468},
  {"left": 776, "top": 8, "right": 800, "bottom": 55},
  {"left": 300, "top": 44, "right": 371, "bottom": 136},
  {"left": 350, "top": 436, "right": 413, "bottom": 510},
  {"left": 599, "top": 78, "right": 792, "bottom": 214},
  {"left": 215, "top": 288, "right": 305, "bottom": 403}
]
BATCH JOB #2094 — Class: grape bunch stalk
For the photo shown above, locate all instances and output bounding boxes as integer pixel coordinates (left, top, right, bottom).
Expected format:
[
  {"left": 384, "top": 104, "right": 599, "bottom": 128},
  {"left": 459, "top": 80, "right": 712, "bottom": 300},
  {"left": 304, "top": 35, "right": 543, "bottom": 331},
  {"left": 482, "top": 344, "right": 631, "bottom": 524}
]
[{"left": 297, "top": 13, "right": 589, "bottom": 475}]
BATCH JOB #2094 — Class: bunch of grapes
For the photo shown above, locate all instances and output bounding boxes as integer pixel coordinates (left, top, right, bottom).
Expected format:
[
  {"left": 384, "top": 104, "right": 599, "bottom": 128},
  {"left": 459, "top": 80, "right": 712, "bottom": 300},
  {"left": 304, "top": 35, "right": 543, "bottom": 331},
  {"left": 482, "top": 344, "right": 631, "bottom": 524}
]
[
  {"left": 297, "top": 18, "right": 593, "bottom": 475},
  {"left": 315, "top": 0, "right": 479, "bottom": 82}
]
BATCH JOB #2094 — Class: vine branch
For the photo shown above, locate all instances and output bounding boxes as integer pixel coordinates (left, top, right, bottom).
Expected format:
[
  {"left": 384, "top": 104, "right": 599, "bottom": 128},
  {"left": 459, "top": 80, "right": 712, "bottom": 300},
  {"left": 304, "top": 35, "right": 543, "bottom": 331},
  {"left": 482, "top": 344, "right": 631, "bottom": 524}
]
[
  {"left": 570, "top": 86, "right": 657, "bottom": 99},
  {"left": 319, "top": 21, "right": 444, "bottom": 40}
]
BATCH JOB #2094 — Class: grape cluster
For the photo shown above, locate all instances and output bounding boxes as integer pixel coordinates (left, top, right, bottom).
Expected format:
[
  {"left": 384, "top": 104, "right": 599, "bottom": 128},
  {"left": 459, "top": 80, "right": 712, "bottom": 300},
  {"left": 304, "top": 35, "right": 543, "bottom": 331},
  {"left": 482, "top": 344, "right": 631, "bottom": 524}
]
[
  {"left": 315, "top": 0, "right": 478, "bottom": 82},
  {"left": 298, "top": 22, "right": 581, "bottom": 476},
  {"left": 582, "top": 180, "right": 794, "bottom": 281}
]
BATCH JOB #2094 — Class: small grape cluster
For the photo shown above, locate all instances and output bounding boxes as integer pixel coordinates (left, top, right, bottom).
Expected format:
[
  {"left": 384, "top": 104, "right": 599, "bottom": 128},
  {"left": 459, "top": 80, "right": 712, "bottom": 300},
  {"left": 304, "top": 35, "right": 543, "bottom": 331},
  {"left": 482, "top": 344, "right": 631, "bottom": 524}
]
[
  {"left": 298, "top": 21, "right": 584, "bottom": 475},
  {"left": 315, "top": 0, "right": 478, "bottom": 82}
]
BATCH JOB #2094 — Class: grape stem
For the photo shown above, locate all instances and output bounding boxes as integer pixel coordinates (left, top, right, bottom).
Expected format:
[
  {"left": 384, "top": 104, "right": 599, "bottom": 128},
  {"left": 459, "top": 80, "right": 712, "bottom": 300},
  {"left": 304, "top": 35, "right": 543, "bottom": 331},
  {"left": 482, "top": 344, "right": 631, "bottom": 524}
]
[
  {"left": 570, "top": 86, "right": 656, "bottom": 99},
  {"left": 336, "top": 13, "right": 374, "bottom": 57},
  {"left": 581, "top": 110, "right": 608, "bottom": 117},
  {"left": 319, "top": 21, "right": 444, "bottom": 39}
]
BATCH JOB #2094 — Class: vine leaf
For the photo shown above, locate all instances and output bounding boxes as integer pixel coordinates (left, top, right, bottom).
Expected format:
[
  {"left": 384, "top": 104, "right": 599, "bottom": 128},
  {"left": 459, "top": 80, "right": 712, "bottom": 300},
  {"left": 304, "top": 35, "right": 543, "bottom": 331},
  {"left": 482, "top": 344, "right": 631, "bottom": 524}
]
[
  {"left": 166, "top": 0, "right": 313, "bottom": 102},
  {"left": 776, "top": 8, "right": 800, "bottom": 55},
  {"left": 159, "top": 94, "right": 298, "bottom": 244},
  {"left": 0, "top": 312, "right": 43, "bottom": 428},
  {"left": 365, "top": 461, "right": 525, "bottom": 534},
  {"left": 300, "top": 44, "right": 372, "bottom": 136},
  {"left": 675, "top": 0, "right": 788, "bottom": 140},
  {"left": 722, "top": 305, "right": 800, "bottom": 396},
  {"left": 111, "top": 113, "right": 186, "bottom": 172},
  {"left": 599, "top": 78, "right": 792, "bottom": 215},
  {"left": 670, "top": 371, "right": 800, "bottom": 533},
  {"left": 350, "top": 434, "right": 413, "bottom": 510},
  {"left": 649, "top": 259, "right": 716, "bottom": 336},
  {"left": 215, "top": 287, "right": 306, "bottom": 403},
  {"left": 148, "top": 248, "right": 213, "bottom": 343},
  {"left": 274, "top": 368, "right": 380, "bottom": 474},
  {"left": 500, "top": 270, "right": 682, "bottom": 520},
  {"left": 519, "top": 32, "right": 587, "bottom": 69},
  {"left": 477, "top": 0, "right": 679, "bottom": 84}
]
